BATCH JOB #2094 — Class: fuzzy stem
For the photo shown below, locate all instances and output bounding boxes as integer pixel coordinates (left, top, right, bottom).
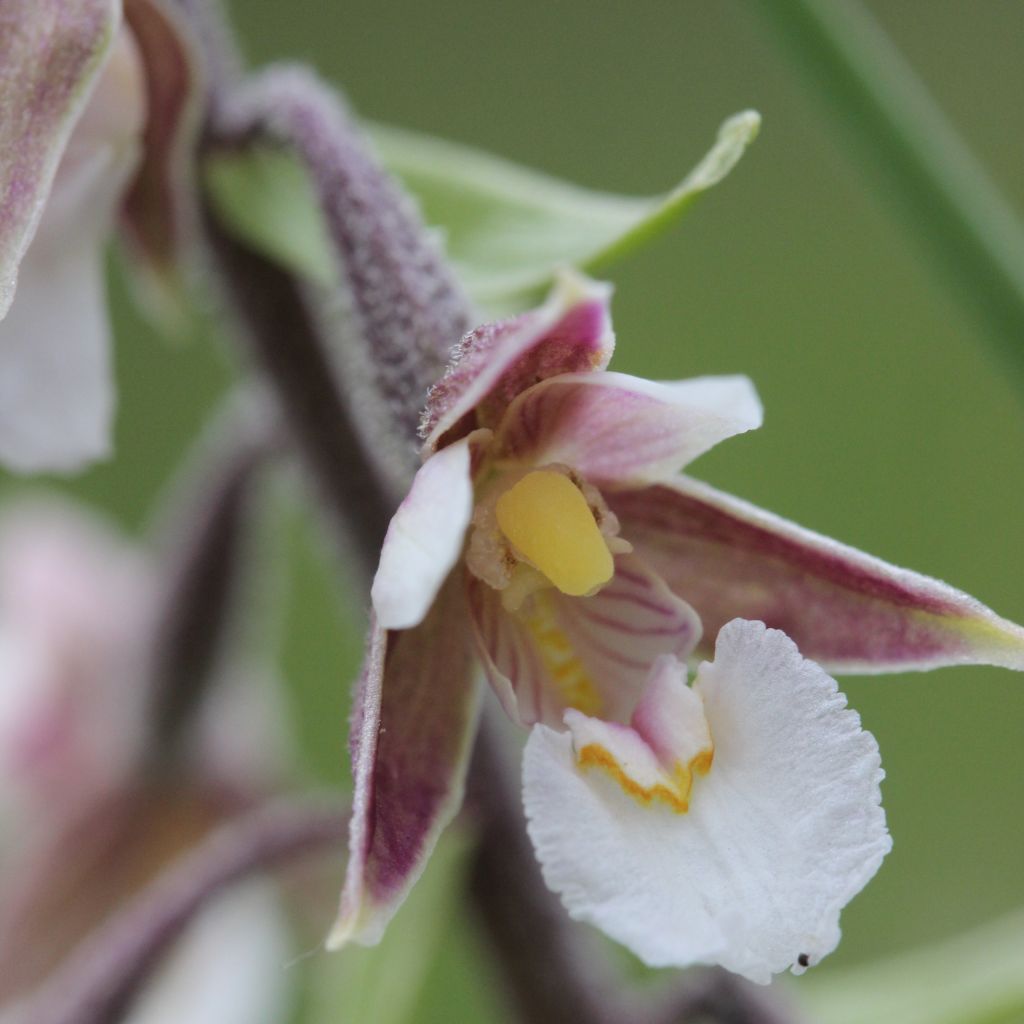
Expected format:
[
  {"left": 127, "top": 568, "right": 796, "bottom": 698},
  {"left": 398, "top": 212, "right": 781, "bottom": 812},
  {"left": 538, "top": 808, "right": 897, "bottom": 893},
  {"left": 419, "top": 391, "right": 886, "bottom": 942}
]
[
  {"left": 748, "top": 0, "right": 1024, "bottom": 391},
  {"left": 201, "top": 208, "right": 398, "bottom": 566},
  {"left": 13, "top": 799, "right": 346, "bottom": 1024},
  {"left": 467, "top": 713, "right": 630, "bottom": 1024},
  {"left": 650, "top": 970, "right": 805, "bottom": 1024},
  {"left": 208, "top": 67, "right": 472, "bottom": 459}
]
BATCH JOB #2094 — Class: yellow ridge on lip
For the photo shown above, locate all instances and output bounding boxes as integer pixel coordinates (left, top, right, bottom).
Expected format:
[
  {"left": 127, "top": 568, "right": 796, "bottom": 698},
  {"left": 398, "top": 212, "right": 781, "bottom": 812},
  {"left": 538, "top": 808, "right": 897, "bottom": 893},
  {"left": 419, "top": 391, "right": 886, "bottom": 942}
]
[
  {"left": 520, "top": 591, "right": 602, "bottom": 715},
  {"left": 495, "top": 470, "right": 613, "bottom": 597},
  {"left": 577, "top": 743, "right": 714, "bottom": 814}
]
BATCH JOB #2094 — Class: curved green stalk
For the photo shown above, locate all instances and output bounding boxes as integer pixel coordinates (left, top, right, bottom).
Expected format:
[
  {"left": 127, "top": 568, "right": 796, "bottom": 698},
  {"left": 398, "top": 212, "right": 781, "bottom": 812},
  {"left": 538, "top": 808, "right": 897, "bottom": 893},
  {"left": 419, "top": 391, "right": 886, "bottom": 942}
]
[{"left": 748, "top": 0, "right": 1024, "bottom": 392}]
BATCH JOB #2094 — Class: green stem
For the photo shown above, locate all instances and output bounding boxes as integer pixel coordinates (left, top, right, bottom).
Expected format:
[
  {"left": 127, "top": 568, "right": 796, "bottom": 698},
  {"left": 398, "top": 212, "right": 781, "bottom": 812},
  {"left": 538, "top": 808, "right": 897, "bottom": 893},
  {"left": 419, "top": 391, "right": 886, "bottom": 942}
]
[{"left": 748, "top": 0, "right": 1024, "bottom": 390}]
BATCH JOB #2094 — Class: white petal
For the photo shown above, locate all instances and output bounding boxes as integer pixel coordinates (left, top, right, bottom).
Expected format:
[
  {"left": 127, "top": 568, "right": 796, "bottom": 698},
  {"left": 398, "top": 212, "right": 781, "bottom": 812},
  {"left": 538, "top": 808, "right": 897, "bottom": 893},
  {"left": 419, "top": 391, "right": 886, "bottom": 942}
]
[
  {"left": 371, "top": 438, "right": 474, "bottom": 630},
  {"left": 0, "top": 176, "right": 115, "bottom": 472},
  {"left": 0, "top": 35, "right": 144, "bottom": 474},
  {"left": 523, "top": 619, "right": 890, "bottom": 984},
  {"left": 494, "top": 372, "right": 762, "bottom": 488}
]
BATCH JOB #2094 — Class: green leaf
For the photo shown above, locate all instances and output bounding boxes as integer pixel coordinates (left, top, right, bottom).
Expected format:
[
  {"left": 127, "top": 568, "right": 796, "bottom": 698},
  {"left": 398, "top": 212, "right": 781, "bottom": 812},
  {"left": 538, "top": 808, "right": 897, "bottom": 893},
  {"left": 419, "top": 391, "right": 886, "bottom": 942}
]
[
  {"left": 202, "top": 111, "right": 760, "bottom": 314},
  {"left": 369, "top": 110, "right": 760, "bottom": 311},
  {"left": 203, "top": 146, "right": 337, "bottom": 288},
  {"left": 801, "top": 907, "right": 1024, "bottom": 1024}
]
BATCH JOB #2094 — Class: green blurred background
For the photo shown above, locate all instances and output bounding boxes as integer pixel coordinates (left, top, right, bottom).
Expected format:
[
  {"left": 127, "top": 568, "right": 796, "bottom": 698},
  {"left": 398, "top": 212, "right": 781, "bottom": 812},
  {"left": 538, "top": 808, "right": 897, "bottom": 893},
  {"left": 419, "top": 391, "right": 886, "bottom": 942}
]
[{"left": 13, "top": 0, "right": 1024, "bottom": 1018}]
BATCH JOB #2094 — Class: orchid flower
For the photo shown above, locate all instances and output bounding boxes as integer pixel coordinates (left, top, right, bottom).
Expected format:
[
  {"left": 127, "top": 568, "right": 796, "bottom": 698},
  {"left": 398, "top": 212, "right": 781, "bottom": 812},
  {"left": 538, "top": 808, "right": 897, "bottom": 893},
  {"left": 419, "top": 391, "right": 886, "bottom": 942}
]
[
  {"left": 331, "top": 268, "right": 1024, "bottom": 981},
  {"left": 0, "top": 0, "right": 199, "bottom": 474}
]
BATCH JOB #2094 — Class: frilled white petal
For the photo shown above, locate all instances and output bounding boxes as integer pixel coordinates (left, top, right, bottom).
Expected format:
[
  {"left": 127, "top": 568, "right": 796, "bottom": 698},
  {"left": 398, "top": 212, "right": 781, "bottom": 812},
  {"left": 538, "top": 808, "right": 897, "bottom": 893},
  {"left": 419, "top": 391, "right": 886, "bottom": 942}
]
[
  {"left": 371, "top": 437, "right": 474, "bottom": 630},
  {"left": 610, "top": 476, "right": 1024, "bottom": 672},
  {"left": 494, "top": 372, "right": 762, "bottom": 488},
  {"left": 0, "top": 30, "right": 145, "bottom": 474},
  {"left": 523, "top": 619, "right": 890, "bottom": 984}
]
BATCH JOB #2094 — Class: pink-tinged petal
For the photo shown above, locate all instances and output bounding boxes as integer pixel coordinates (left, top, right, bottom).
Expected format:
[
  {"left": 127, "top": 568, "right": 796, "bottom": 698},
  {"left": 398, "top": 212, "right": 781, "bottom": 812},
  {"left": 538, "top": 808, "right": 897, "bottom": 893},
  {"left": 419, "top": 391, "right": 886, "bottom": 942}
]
[
  {"left": 468, "top": 554, "right": 701, "bottom": 728},
  {"left": 610, "top": 477, "right": 1024, "bottom": 673},
  {"left": 121, "top": 0, "right": 203, "bottom": 311},
  {"left": 493, "top": 372, "right": 762, "bottom": 488},
  {"left": 0, "top": 27, "right": 145, "bottom": 473},
  {"left": 0, "top": 498, "right": 153, "bottom": 825},
  {"left": 371, "top": 437, "right": 474, "bottom": 630},
  {"left": 330, "top": 579, "right": 480, "bottom": 948},
  {"left": 0, "top": 0, "right": 120, "bottom": 320},
  {"left": 421, "top": 270, "right": 613, "bottom": 451}
]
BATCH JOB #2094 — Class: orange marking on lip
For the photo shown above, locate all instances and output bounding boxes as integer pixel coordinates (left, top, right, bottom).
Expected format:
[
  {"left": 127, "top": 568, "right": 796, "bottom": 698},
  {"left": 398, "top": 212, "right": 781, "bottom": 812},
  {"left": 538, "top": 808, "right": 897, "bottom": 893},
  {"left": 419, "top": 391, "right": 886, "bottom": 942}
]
[{"left": 577, "top": 742, "right": 715, "bottom": 815}]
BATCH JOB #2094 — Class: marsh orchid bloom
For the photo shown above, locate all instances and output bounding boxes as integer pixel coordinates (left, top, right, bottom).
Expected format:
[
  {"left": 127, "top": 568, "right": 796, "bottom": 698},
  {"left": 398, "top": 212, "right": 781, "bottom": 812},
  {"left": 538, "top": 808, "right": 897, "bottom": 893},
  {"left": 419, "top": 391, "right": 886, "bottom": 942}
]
[
  {"left": 0, "top": 0, "right": 198, "bottom": 474},
  {"left": 333, "top": 271, "right": 1024, "bottom": 976}
]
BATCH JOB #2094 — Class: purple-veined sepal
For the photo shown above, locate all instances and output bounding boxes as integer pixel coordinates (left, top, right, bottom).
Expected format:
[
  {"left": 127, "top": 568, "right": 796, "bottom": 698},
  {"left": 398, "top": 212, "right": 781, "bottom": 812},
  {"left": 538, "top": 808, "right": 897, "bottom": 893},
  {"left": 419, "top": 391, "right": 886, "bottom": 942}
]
[
  {"left": 330, "top": 579, "right": 481, "bottom": 948},
  {"left": 121, "top": 0, "right": 204, "bottom": 319},
  {"left": 0, "top": 0, "right": 121, "bottom": 320},
  {"left": 421, "top": 270, "right": 614, "bottom": 452},
  {"left": 610, "top": 476, "right": 1024, "bottom": 673}
]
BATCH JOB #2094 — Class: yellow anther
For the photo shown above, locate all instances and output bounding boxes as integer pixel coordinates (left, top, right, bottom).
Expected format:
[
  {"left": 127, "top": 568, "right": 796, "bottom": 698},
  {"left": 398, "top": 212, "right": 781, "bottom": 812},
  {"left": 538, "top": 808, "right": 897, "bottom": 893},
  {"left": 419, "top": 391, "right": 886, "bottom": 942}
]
[{"left": 495, "top": 471, "right": 614, "bottom": 597}]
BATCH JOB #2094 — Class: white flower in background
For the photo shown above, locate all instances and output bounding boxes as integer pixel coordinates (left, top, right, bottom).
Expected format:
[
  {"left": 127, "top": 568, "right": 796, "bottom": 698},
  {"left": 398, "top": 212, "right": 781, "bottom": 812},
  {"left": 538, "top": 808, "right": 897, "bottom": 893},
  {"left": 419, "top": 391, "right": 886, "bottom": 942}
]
[
  {"left": 0, "top": 12, "right": 145, "bottom": 473},
  {"left": 0, "top": 0, "right": 199, "bottom": 474},
  {"left": 0, "top": 496, "right": 293, "bottom": 1024},
  {"left": 0, "top": 500, "right": 151, "bottom": 829}
]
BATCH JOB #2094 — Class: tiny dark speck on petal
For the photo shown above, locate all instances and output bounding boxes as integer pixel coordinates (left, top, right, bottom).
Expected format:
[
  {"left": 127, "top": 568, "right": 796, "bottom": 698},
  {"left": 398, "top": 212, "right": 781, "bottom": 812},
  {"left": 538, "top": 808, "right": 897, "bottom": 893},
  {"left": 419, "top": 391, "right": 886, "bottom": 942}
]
[{"left": 797, "top": 953, "right": 810, "bottom": 968}]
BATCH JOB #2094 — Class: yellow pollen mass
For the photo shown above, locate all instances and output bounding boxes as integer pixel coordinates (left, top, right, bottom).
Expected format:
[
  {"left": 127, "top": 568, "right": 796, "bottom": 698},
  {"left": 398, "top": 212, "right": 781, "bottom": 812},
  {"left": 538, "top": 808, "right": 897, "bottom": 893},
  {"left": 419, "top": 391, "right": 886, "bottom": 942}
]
[{"left": 495, "top": 471, "right": 614, "bottom": 597}]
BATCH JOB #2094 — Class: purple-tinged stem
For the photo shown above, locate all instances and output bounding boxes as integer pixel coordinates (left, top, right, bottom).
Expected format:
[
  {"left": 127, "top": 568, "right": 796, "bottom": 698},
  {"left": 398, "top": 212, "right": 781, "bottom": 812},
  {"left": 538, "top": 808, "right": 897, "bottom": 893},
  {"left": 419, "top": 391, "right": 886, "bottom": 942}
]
[
  {"left": 143, "top": 396, "right": 275, "bottom": 764},
  {"left": 467, "top": 713, "right": 630, "bottom": 1024},
  {"left": 207, "top": 66, "right": 473, "bottom": 489},
  {"left": 648, "top": 970, "right": 804, "bottom": 1024},
  {"left": 11, "top": 798, "right": 345, "bottom": 1024},
  {"left": 201, "top": 208, "right": 398, "bottom": 566}
]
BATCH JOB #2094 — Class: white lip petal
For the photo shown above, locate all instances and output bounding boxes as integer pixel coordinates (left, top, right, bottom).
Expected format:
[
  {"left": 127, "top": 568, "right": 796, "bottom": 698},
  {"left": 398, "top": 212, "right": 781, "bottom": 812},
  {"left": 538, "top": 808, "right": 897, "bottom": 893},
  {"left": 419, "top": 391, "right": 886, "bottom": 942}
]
[{"left": 523, "top": 619, "right": 890, "bottom": 984}]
